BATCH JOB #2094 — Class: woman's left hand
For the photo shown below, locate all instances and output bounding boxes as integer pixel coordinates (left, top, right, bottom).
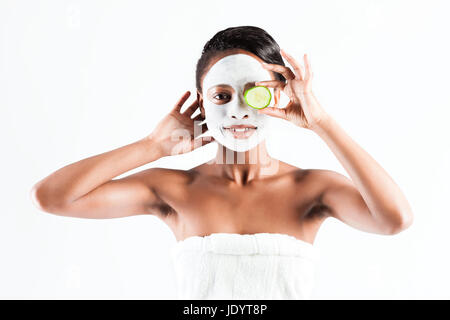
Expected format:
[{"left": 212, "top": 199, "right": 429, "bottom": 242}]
[{"left": 256, "top": 49, "right": 329, "bottom": 131}]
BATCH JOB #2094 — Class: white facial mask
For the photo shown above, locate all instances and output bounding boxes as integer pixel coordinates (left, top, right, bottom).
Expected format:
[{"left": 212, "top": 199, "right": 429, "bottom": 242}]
[{"left": 201, "top": 54, "right": 275, "bottom": 152}]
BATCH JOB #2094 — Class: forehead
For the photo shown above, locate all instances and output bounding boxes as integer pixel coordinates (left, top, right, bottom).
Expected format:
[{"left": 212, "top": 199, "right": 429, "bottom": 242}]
[{"left": 202, "top": 53, "right": 273, "bottom": 91}]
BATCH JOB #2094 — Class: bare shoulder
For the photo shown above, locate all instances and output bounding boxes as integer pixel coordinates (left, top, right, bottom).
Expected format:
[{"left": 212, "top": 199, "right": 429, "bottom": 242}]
[
  {"left": 269, "top": 163, "right": 327, "bottom": 196},
  {"left": 133, "top": 167, "right": 198, "bottom": 192},
  {"left": 288, "top": 168, "right": 353, "bottom": 215},
  {"left": 294, "top": 168, "right": 356, "bottom": 215},
  {"left": 129, "top": 167, "right": 199, "bottom": 218},
  {"left": 273, "top": 167, "right": 335, "bottom": 221},
  {"left": 288, "top": 167, "right": 350, "bottom": 186},
  {"left": 305, "top": 168, "right": 353, "bottom": 189},
  {"left": 135, "top": 167, "right": 194, "bottom": 181},
  {"left": 296, "top": 169, "right": 355, "bottom": 202}
]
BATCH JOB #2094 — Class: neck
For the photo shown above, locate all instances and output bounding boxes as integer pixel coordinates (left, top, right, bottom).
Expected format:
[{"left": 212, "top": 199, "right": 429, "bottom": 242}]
[{"left": 212, "top": 141, "right": 277, "bottom": 185}]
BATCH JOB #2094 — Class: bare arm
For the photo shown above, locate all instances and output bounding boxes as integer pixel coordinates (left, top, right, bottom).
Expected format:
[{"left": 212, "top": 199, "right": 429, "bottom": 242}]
[
  {"left": 30, "top": 138, "right": 164, "bottom": 219},
  {"left": 30, "top": 91, "right": 212, "bottom": 219},
  {"left": 314, "top": 116, "right": 414, "bottom": 235},
  {"left": 257, "top": 50, "right": 413, "bottom": 235}
]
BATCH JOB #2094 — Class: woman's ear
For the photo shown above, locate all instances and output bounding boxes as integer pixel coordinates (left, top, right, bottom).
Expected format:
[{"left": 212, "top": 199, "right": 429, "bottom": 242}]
[{"left": 197, "top": 91, "right": 206, "bottom": 117}]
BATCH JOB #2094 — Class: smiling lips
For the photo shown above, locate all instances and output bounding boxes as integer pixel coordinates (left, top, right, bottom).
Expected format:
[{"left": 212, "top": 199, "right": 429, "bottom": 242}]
[{"left": 223, "top": 124, "right": 257, "bottom": 139}]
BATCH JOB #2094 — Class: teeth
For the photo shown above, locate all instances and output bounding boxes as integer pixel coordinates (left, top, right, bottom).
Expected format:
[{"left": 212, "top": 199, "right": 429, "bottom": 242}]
[{"left": 227, "top": 127, "right": 254, "bottom": 132}]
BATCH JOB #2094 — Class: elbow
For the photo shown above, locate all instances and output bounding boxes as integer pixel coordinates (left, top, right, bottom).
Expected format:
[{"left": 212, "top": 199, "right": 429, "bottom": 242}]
[
  {"left": 386, "top": 210, "right": 414, "bottom": 235},
  {"left": 30, "top": 184, "right": 48, "bottom": 212},
  {"left": 30, "top": 184, "right": 59, "bottom": 213}
]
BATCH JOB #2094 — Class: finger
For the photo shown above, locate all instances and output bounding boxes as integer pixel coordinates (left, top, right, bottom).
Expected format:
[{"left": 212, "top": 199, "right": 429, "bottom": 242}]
[
  {"left": 303, "top": 53, "right": 312, "bottom": 80},
  {"left": 257, "top": 107, "right": 287, "bottom": 120},
  {"left": 255, "top": 80, "right": 286, "bottom": 89},
  {"left": 262, "top": 62, "right": 296, "bottom": 80},
  {"left": 172, "top": 91, "right": 191, "bottom": 112},
  {"left": 182, "top": 98, "right": 199, "bottom": 116},
  {"left": 280, "top": 49, "right": 304, "bottom": 80}
]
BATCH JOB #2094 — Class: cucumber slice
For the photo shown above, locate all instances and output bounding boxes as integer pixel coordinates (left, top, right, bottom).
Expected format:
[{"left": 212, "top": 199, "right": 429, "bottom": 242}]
[{"left": 244, "top": 86, "right": 272, "bottom": 109}]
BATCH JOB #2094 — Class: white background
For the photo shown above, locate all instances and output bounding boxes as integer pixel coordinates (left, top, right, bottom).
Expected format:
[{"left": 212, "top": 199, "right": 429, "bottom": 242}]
[{"left": 1, "top": 0, "right": 449, "bottom": 299}]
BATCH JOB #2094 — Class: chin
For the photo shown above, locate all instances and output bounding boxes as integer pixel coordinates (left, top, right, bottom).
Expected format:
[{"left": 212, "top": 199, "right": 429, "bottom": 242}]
[{"left": 217, "top": 135, "right": 266, "bottom": 152}]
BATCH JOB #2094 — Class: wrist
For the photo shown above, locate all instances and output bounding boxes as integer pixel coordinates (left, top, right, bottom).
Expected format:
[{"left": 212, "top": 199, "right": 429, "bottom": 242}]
[
  {"left": 310, "top": 112, "right": 333, "bottom": 134},
  {"left": 138, "top": 135, "right": 167, "bottom": 160}
]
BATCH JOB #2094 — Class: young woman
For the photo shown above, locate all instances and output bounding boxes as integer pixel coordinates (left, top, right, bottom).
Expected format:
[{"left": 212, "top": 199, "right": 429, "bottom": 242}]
[{"left": 31, "top": 26, "right": 413, "bottom": 299}]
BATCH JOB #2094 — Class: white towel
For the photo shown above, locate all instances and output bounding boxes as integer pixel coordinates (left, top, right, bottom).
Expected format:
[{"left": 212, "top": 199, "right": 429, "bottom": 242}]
[{"left": 170, "top": 232, "right": 320, "bottom": 300}]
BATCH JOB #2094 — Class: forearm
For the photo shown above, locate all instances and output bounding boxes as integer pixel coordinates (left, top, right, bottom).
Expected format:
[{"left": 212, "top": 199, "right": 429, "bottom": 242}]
[
  {"left": 312, "top": 115, "right": 413, "bottom": 226},
  {"left": 32, "top": 137, "right": 164, "bottom": 205}
]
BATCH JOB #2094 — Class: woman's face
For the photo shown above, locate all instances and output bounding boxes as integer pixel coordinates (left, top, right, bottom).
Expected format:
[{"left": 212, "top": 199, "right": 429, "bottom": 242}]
[{"left": 200, "top": 51, "right": 279, "bottom": 152}]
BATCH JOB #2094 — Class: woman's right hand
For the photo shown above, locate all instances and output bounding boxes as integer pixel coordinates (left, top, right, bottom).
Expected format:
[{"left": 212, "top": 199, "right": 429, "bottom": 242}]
[{"left": 144, "top": 91, "right": 214, "bottom": 157}]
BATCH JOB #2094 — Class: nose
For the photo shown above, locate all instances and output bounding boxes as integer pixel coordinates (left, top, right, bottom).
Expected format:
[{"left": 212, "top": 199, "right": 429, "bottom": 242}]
[
  {"left": 232, "top": 114, "right": 249, "bottom": 119},
  {"left": 227, "top": 95, "right": 250, "bottom": 120}
]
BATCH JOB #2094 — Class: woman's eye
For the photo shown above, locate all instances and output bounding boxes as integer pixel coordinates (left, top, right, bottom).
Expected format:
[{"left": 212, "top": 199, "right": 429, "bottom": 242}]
[{"left": 213, "top": 93, "right": 230, "bottom": 100}]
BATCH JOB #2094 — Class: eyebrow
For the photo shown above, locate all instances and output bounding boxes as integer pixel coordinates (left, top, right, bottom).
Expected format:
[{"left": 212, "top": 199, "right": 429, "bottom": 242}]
[{"left": 209, "top": 82, "right": 257, "bottom": 93}]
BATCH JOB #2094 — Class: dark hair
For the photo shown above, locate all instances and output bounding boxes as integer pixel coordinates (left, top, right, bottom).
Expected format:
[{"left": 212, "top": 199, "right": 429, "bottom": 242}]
[{"left": 195, "top": 26, "right": 286, "bottom": 93}]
